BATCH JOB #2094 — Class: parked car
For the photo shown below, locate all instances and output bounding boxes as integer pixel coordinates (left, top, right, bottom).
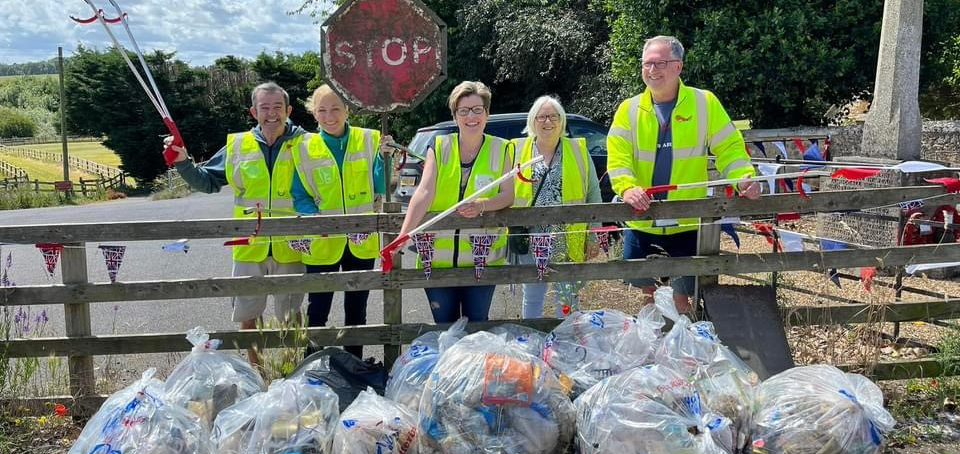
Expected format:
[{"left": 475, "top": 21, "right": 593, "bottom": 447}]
[{"left": 392, "top": 113, "right": 615, "bottom": 203}]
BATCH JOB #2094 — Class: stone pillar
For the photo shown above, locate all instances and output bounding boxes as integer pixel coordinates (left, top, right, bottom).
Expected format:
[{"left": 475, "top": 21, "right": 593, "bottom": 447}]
[{"left": 860, "top": 0, "right": 923, "bottom": 160}]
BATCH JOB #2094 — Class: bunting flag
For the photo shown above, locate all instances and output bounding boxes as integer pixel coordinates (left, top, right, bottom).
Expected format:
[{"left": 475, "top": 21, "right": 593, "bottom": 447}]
[
  {"left": 720, "top": 223, "right": 740, "bottom": 248},
  {"left": 469, "top": 234, "right": 494, "bottom": 280},
  {"left": 894, "top": 161, "right": 947, "bottom": 173},
  {"left": 161, "top": 239, "right": 190, "bottom": 253},
  {"left": 1, "top": 250, "right": 13, "bottom": 287},
  {"left": 898, "top": 199, "right": 925, "bottom": 211},
  {"left": 412, "top": 233, "right": 436, "bottom": 279},
  {"left": 777, "top": 229, "right": 806, "bottom": 252},
  {"left": 757, "top": 163, "right": 782, "bottom": 194},
  {"left": 905, "top": 262, "right": 960, "bottom": 274},
  {"left": 530, "top": 234, "right": 555, "bottom": 280},
  {"left": 715, "top": 216, "right": 742, "bottom": 225},
  {"left": 828, "top": 268, "right": 842, "bottom": 288},
  {"left": 590, "top": 226, "right": 618, "bottom": 256},
  {"left": 348, "top": 233, "right": 371, "bottom": 245},
  {"left": 724, "top": 185, "right": 735, "bottom": 198},
  {"left": 802, "top": 142, "right": 824, "bottom": 167},
  {"left": 775, "top": 212, "right": 802, "bottom": 223},
  {"left": 822, "top": 137, "right": 831, "bottom": 160},
  {"left": 860, "top": 267, "right": 876, "bottom": 292},
  {"left": 925, "top": 177, "right": 960, "bottom": 193},
  {"left": 832, "top": 167, "right": 884, "bottom": 180},
  {"left": 792, "top": 137, "right": 807, "bottom": 153},
  {"left": 801, "top": 182, "right": 813, "bottom": 193},
  {"left": 288, "top": 238, "right": 312, "bottom": 254},
  {"left": 773, "top": 141, "right": 788, "bottom": 160},
  {"left": 35, "top": 243, "right": 64, "bottom": 277},
  {"left": 706, "top": 187, "right": 715, "bottom": 197},
  {"left": 752, "top": 222, "right": 781, "bottom": 250},
  {"left": 819, "top": 239, "right": 847, "bottom": 288},
  {"left": 99, "top": 245, "right": 126, "bottom": 283},
  {"left": 752, "top": 141, "right": 767, "bottom": 157}
]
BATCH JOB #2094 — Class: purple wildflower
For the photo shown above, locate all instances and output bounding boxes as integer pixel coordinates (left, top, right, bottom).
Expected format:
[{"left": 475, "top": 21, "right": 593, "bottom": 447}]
[
  {"left": 113, "top": 304, "right": 120, "bottom": 312},
  {"left": 40, "top": 309, "right": 48, "bottom": 323}
]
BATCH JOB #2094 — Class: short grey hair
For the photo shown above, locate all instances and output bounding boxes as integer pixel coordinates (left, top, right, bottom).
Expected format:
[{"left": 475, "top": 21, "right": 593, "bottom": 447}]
[
  {"left": 523, "top": 95, "right": 568, "bottom": 140},
  {"left": 250, "top": 82, "right": 290, "bottom": 107},
  {"left": 643, "top": 35, "right": 685, "bottom": 60}
]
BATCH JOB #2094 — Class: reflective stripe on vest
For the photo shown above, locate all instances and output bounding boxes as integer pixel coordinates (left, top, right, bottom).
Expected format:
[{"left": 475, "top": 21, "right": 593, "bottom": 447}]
[
  {"left": 421, "top": 133, "right": 510, "bottom": 269},
  {"left": 291, "top": 128, "right": 381, "bottom": 265},
  {"left": 224, "top": 131, "right": 302, "bottom": 263},
  {"left": 512, "top": 136, "right": 589, "bottom": 262}
]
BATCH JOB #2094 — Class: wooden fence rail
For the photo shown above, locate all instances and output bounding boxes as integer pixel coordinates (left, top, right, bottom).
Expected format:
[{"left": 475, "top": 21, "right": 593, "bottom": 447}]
[
  {"left": 0, "top": 159, "right": 28, "bottom": 179},
  {"left": 2, "top": 186, "right": 960, "bottom": 416},
  {"left": 0, "top": 144, "right": 122, "bottom": 178},
  {"left": 0, "top": 136, "right": 103, "bottom": 146}
]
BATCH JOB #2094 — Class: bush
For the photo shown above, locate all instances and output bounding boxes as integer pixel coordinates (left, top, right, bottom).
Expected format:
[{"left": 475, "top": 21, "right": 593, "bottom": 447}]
[{"left": 0, "top": 107, "right": 37, "bottom": 138}]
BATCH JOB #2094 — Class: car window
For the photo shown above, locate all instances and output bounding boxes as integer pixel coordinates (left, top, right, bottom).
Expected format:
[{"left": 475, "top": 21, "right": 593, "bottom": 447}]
[
  {"left": 568, "top": 121, "right": 608, "bottom": 157},
  {"left": 485, "top": 123, "right": 526, "bottom": 140},
  {"left": 407, "top": 130, "right": 445, "bottom": 159}
]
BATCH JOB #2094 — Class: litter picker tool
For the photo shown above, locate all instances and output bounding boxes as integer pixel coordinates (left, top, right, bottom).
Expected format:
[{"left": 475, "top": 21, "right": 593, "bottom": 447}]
[
  {"left": 642, "top": 170, "right": 831, "bottom": 197},
  {"left": 379, "top": 154, "right": 545, "bottom": 273},
  {"left": 70, "top": 0, "right": 184, "bottom": 166}
]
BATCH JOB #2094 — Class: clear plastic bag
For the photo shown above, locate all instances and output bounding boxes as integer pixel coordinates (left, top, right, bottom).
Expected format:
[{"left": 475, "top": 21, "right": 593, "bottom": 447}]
[
  {"left": 542, "top": 306, "right": 663, "bottom": 396},
  {"left": 488, "top": 323, "right": 547, "bottom": 359},
  {"left": 574, "top": 364, "right": 734, "bottom": 454},
  {"left": 212, "top": 374, "right": 341, "bottom": 454},
  {"left": 385, "top": 317, "right": 468, "bottom": 411},
  {"left": 69, "top": 369, "right": 214, "bottom": 454},
  {"left": 751, "top": 365, "right": 895, "bottom": 454},
  {"left": 164, "top": 327, "right": 266, "bottom": 430},
  {"left": 418, "top": 331, "right": 576, "bottom": 454},
  {"left": 333, "top": 387, "right": 420, "bottom": 454}
]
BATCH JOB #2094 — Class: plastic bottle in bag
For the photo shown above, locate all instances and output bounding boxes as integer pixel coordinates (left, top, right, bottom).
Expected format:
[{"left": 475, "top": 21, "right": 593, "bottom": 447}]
[
  {"left": 212, "top": 374, "right": 340, "bottom": 454},
  {"left": 68, "top": 369, "right": 214, "bottom": 454},
  {"left": 332, "top": 387, "right": 420, "bottom": 454},
  {"left": 574, "top": 363, "right": 734, "bottom": 454},
  {"left": 164, "top": 327, "right": 266, "bottom": 430},
  {"left": 385, "top": 317, "right": 468, "bottom": 411},
  {"left": 751, "top": 365, "right": 895, "bottom": 454},
  {"left": 418, "top": 330, "right": 576, "bottom": 454}
]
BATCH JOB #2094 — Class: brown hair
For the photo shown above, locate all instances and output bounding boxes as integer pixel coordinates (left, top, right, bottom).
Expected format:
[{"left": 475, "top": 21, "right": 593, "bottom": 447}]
[{"left": 447, "top": 81, "right": 492, "bottom": 117}]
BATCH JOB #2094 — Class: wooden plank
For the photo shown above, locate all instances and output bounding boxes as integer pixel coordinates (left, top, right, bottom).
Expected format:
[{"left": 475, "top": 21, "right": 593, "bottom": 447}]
[
  {"left": 6, "top": 243, "right": 960, "bottom": 306},
  {"left": 731, "top": 273, "right": 864, "bottom": 305},
  {"left": 785, "top": 298, "right": 960, "bottom": 325},
  {"left": 61, "top": 242, "right": 96, "bottom": 415},
  {"left": 838, "top": 357, "right": 958, "bottom": 380},
  {"left": 381, "top": 202, "right": 403, "bottom": 368},
  {"left": 4, "top": 319, "right": 564, "bottom": 358},
  {"left": 0, "top": 186, "right": 955, "bottom": 243}
]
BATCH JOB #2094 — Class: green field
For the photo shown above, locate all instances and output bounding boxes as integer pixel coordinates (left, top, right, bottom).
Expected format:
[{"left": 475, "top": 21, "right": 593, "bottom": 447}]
[
  {"left": 30, "top": 141, "right": 122, "bottom": 167},
  {"left": 0, "top": 154, "right": 98, "bottom": 182},
  {"left": 0, "top": 74, "right": 57, "bottom": 82}
]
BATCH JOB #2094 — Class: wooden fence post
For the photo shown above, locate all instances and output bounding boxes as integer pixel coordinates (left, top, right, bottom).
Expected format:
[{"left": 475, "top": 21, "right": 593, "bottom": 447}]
[
  {"left": 61, "top": 243, "right": 97, "bottom": 417},
  {"left": 382, "top": 202, "right": 403, "bottom": 369},
  {"left": 33, "top": 179, "right": 39, "bottom": 193},
  {"left": 696, "top": 219, "right": 722, "bottom": 317},
  {"left": 79, "top": 177, "right": 87, "bottom": 197}
]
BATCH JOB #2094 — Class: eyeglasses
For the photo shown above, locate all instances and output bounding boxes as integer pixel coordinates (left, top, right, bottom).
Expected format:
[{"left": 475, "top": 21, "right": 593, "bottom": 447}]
[
  {"left": 456, "top": 105, "right": 486, "bottom": 116},
  {"left": 642, "top": 59, "right": 681, "bottom": 70},
  {"left": 535, "top": 113, "right": 561, "bottom": 123}
]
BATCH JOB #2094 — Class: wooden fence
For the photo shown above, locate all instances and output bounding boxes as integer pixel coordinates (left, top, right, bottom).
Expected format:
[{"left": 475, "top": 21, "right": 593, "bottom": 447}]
[
  {"left": 0, "top": 136, "right": 103, "bottom": 146},
  {"left": 2, "top": 185, "right": 960, "bottom": 416},
  {"left": 0, "top": 159, "right": 28, "bottom": 179},
  {"left": 0, "top": 173, "right": 124, "bottom": 196},
  {"left": 0, "top": 144, "right": 122, "bottom": 178}
]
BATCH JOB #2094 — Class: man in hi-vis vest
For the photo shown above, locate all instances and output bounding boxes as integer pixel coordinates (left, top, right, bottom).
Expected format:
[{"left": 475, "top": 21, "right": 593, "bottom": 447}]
[
  {"left": 166, "top": 82, "right": 306, "bottom": 368},
  {"left": 607, "top": 36, "right": 760, "bottom": 314}
]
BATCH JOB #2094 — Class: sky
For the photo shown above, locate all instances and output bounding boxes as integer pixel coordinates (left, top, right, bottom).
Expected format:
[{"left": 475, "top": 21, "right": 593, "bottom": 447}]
[{"left": 0, "top": 0, "right": 335, "bottom": 66}]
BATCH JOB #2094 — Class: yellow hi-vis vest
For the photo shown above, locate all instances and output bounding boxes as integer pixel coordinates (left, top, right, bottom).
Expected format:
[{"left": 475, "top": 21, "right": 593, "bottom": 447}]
[
  {"left": 420, "top": 133, "right": 512, "bottom": 269},
  {"left": 606, "top": 80, "right": 755, "bottom": 235},
  {"left": 291, "top": 128, "right": 381, "bottom": 265},
  {"left": 224, "top": 131, "right": 302, "bottom": 263},
  {"left": 512, "top": 136, "right": 589, "bottom": 262}
]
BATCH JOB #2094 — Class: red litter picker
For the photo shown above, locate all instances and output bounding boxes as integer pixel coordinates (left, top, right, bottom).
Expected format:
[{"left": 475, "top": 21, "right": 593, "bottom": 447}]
[
  {"left": 71, "top": 0, "right": 184, "bottom": 166},
  {"left": 379, "top": 154, "right": 545, "bottom": 273}
]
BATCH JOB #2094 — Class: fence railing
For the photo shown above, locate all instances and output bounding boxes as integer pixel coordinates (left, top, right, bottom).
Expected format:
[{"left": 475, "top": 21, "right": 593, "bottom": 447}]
[
  {"left": 0, "top": 159, "right": 28, "bottom": 179},
  {"left": 0, "top": 136, "right": 103, "bottom": 146},
  {"left": 1, "top": 185, "right": 959, "bottom": 416},
  {"left": 0, "top": 144, "right": 122, "bottom": 178},
  {"left": 0, "top": 173, "right": 125, "bottom": 196}
]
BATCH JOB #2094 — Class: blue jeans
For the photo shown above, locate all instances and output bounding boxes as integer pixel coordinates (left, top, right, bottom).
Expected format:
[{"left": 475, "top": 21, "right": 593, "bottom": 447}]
[
  {"left": 515, "top": 253, "right": 580, "bottom": 318},
  {"left": 623, "top": 228, "right": 697, "bottom": 296},
  {"left": 423, "top": 285, "right": 496, "bottom": 323}
]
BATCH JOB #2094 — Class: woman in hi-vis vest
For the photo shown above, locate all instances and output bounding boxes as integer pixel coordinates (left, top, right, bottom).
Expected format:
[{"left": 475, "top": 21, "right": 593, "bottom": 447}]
[
  {"left": 511, "top": 96, "right": 602, "bottom": 319},
  {"left": 290, "top": 84, "right": 388, "bottom": 359},
  {"left": 397, "top": 81, "right": 515, "bottom": 323}
]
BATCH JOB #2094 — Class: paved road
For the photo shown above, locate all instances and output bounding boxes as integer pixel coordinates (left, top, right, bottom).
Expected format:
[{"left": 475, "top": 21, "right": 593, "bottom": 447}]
[{"left": 0, "top": 189, "right": 522, "bottom": 383}]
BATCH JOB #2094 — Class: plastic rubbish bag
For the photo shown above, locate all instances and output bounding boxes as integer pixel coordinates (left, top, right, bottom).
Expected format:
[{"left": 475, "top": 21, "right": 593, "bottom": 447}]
[
  {"left": 332, "top": 387, "right": 420, "bottom": 454},
  {"left": 164, "top": 327, "right": 266, "bottom": 429},
  {"left": 488, "top": 323, "right": 547, "bottom": 358},
  {"left": 542, "top": 306, "right": 663, "bottom": 396},
  {"left": 574, "top": 363, "right": 734, "bottom": 454},
  {"left": 288, "top": 347, "right": 387, "bottom": 412},
  {"left": 68, "top": 368, "right": 214, "bottom": 454},
  {"left": 652, "top": 287, "right": 758, "bottom": 450},
  {"left": 385, "top": 317, "right": 468, "bottom": 411},
  {"left": 751, "top": 365, "right": 895, "bottom": 454},
  {"left": 418, "top": 330, "right": 576, "bottom": 454},
  {"left": 212, "top": 374, "right": 340, "bottom": 454}
]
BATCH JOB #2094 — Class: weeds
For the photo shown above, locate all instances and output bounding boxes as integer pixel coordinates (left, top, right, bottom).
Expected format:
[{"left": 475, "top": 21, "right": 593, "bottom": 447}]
[
  {"left": 0, "top": 307, "right": 69, "bottom": 399},
  {"left": 255, "top": 315, "right": 309, "bottom": 382},
  {"left": 0, "top": 186, "right": 107, "bottom": 210}
]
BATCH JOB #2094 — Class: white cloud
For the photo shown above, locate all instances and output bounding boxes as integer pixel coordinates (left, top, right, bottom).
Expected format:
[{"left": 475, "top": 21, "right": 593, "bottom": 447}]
[{"left": 0, "top": 0, "right": 328, "bottom": 65}]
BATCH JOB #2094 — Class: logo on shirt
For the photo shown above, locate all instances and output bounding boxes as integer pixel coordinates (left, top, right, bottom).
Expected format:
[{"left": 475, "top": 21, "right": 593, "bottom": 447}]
[{"left": 675, "top": 114, "right": 692, "bottom": 122}]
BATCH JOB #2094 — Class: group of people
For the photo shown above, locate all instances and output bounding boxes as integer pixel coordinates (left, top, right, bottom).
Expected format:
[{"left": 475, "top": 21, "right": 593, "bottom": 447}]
[{"left": 167, "top": 35, "right": 760, "bottom": 364}]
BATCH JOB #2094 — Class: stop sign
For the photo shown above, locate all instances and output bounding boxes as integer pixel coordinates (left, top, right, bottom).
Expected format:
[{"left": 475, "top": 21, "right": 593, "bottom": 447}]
[{"left": 322, "top": 0, "right": 447, "bottom": 113}]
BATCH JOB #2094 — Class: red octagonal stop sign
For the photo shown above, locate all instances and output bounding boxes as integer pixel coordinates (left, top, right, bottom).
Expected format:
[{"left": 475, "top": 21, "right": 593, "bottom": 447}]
[{"left": 322, "top": 0, "right": 447, "bottom": 113}]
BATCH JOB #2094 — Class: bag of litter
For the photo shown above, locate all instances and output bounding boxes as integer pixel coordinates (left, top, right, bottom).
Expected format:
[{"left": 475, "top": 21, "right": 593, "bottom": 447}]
[
  {"left": 164, "top": 327, "right": 265, "bottom": 429},
  {"left": 385, "top": 317, "right": 468, "bottom": 411},
  {"left": 488, "top": 323, "right": 547, "bottom": 358},
  {"left": 332, "top": 387, "right": 420, "bottom": 454},
  {"left": 574, "top": 363, "right": 734, "bottom": 454},
  {"left": 288, "top": 347, "right": 387, "bottom": 412},
  {"left": 542, "top": 306, "right": 663, "bottom": 396},
  {"left": 212, "top": 374, "right": 340, "bottom": 454},
  {"left": 68, "top": 368, "right": 214, "bottom": 454},
  {"left": 751, "top": 365, "right": 895, "bottom": 454},
  {"left": 417, "top": 330, "right": 576, "bottom": 454}
]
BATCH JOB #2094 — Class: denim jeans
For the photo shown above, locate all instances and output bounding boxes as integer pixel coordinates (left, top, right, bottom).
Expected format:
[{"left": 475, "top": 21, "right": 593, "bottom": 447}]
[
  {"left": 423, "top": 285, "right": 496, "bottom": 323},
  {"left": 622, "top": 228, "right": 697, "bottom": 296},
  {"left": 304, "top": 246, "right": 375, "bottom": 358},
  {"left": 515, "top": 252, "right": 580, "bottom": 318}
]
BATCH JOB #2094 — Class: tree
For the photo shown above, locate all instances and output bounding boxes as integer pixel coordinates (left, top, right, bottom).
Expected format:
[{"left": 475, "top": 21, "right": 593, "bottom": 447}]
[{"left": 0, "top": 107, "right": 36, "bottom": 138}]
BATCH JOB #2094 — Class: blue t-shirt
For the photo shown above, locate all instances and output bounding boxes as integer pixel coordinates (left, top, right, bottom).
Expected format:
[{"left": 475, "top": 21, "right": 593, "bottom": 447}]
[{"left": 651, "top": 99, "right": 676, "bottom": 201}]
